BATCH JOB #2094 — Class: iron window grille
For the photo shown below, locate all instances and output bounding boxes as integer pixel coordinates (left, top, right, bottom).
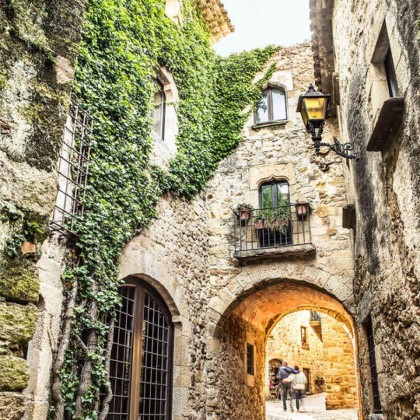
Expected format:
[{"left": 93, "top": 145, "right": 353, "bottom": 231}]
[
  {"left": 50, "top": 96, "right": 92, "bottom": 238},
  {"left": 106, "top": 279, "right": 174, "bottom": 419},
  {"left": 365, "top": 317, "right": 382, "bottom": 414}
]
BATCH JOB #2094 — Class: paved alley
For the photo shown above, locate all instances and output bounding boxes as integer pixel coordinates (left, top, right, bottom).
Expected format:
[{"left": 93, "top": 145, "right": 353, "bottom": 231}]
[{"left": 266, "top": 393, "right": 358, "bottom": 420}]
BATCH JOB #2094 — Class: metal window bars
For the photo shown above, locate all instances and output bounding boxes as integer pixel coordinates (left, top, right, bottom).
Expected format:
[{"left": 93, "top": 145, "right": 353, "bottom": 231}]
[
  {"left": 233, "top": 203, "right": 312, "bottom": 253},
  {"left": 50, "top": 96, "right": 93, "bottom": 238}
]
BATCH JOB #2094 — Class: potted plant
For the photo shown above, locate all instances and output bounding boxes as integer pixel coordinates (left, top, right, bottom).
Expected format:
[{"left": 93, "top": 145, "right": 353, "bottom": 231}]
[
  {"left": 254, "top": 211, "right": 268, "bottom": 230},
  {"left": 295, "top": 199, "right": 309, "bottom": 220},
  {"left": 235, "top": 203, "right": 254, "bottom": 225}
]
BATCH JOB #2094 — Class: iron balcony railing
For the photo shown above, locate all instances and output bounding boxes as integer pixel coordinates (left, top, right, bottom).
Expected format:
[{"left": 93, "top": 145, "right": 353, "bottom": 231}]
[
  {"left": 310, "top": 310, "right": 321, "bottom": 322},
  {"left": 233, "top": 203, "right": 312, "bottom": 253}
]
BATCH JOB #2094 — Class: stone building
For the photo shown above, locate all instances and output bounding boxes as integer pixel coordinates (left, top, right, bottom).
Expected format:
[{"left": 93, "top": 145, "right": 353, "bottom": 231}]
[{"left": 0, "top": 0, "right": 418, "bottom": 419}]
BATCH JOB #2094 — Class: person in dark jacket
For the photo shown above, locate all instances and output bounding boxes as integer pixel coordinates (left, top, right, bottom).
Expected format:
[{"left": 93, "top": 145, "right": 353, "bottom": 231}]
[{"left": 276, "top": 361, "right": 299, "bottom": 412}]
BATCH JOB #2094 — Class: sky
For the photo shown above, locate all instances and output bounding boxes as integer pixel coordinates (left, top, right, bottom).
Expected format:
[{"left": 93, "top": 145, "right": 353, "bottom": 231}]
[{"left": 214, "top": 0, "right": 311, "bottom": 56}]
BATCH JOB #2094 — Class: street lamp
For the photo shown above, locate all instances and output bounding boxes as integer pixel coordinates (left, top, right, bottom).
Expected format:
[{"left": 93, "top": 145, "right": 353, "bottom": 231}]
[{"left": 297, "top": 84, "right": 360, "bottom": 160}]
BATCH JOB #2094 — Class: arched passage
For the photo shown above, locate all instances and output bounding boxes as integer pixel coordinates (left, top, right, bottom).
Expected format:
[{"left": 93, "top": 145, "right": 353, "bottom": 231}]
[{"left": 207, "top": 279, "right": 360, "bottom": 419}]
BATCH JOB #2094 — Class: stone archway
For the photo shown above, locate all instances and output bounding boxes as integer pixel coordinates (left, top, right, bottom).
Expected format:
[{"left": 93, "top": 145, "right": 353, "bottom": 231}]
[{"left": 206, "top": 279, "right": 361, "bottom": 419}]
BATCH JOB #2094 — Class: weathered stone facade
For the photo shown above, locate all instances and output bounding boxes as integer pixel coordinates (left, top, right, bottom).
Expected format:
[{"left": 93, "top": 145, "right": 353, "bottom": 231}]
[
  {"left": 310, "top": 0, "right": 420, "bottom": 418},
  {"left": 119, "top": 42, "right": 360, "bottom": 419},
  {"left": 0, "top": 1, "right": 85, "bottom": 418}
]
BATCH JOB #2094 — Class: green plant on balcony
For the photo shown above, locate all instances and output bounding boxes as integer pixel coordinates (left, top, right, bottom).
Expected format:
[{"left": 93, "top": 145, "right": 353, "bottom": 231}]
[{"left": 254, "top": 207, "right": 290, "bottom": 233}]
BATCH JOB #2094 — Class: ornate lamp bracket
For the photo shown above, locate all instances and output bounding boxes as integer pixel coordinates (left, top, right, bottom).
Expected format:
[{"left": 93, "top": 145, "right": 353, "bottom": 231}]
[{"left": 307, "top": 122, "right": 360, "bottom": 160}]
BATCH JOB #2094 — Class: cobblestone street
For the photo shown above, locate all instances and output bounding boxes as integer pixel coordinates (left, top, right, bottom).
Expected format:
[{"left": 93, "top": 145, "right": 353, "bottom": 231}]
[{"left": 266, "top": 393, "right": 358, "bottom": 420}]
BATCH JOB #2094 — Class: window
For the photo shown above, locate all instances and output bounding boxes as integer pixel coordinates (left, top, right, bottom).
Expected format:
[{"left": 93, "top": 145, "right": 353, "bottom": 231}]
[
  {"left": 255, "top": 87, "right": 287, "bottom": 124},
  {"left": 246, "top": 344, "right": 254, "bottom": 376},
  {"left": 300, "top": 326, "right": 308, "bottom": 346},
  {"left": 384, "top": 48, "right": 398, "bottom": 97},
  {"left": 259, "top": 180, "right": 289, "bottom": 209},
  {"left": 107, "top": 279, "right": 173, "bottom": 419},
  {"left": 257, "top": 180, "right": 291, "bottom": 247},
  {"left": 365, "top": 317, "right": 382, "bottom": 414},
  {"left": 152, "top": 79, "right": 166, "bottom": 139}
]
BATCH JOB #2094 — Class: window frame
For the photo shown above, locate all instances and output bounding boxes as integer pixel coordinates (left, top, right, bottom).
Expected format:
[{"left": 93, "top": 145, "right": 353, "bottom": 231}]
[
  {"left": 258, "top": 180, "right": 290, "bottom": 209},
  {"left": 254, "top": 86, "right": 287, "bottom": 126},
  {"left": 107, "top": 278, "right": 174, "bottom": 419}
]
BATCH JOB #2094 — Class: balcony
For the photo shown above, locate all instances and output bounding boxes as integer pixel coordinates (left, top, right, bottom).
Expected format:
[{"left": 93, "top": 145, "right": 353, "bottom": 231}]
[
  {"left": 233, "top": 203, "right": 316, "bottom": 263},
  {"left": 310, "top": 310, "right": 323, "bottom": 341}
]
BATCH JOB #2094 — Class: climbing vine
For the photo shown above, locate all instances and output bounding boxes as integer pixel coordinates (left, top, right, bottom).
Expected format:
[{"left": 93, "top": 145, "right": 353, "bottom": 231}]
[{"left": 52, "top": 0, "right": 279, "bottom": 418}]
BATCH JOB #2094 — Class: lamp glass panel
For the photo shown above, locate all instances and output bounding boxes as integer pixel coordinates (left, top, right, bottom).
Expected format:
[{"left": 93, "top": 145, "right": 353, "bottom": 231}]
[{"left": 304, "top": 97, "right": 326, "bottom": 121}]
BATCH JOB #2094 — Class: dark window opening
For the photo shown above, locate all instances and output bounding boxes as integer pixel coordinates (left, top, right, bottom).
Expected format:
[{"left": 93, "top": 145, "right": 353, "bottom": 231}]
[
  {"left": 152, "top": 79, "right": 166, "bottom": 139},
  {"left": 255, "top": 87, "right": 287, "bottom": 124},
  {"left": 384, "top": 49, "right": 398, "bottom": 97},
  {"left": 246, "top": 344, "right": 254, "bottom": 376},
  {"left": 107, "top": 279, "right": 173, "bottom": 419},
  {"left": 365, "top": 317, "right": 382, "bottom": 414}
]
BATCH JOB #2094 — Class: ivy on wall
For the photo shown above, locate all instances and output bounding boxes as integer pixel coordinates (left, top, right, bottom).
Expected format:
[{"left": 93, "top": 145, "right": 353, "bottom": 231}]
[{"left": 53, "top": 0, "right": 279, "bottom": 418}]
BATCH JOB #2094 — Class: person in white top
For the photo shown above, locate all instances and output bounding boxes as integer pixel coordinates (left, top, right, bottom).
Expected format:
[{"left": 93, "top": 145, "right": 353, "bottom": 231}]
[{"left": 291, "top": 365, "right": 308, "bottom": 412}]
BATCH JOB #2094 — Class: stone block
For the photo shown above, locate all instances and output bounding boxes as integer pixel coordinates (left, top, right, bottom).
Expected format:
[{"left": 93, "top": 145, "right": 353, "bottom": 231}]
[
  {"left": 0, "top": 356, "right": 29, "bottom": 391},
  {"left": 0, "top": 392, "right": 26, "bottom": 420},
  {"left": 0, "top": 260, "right": 39, "bottom": 304},
  {"left": 0, "top": 302, "right": 38, "bottom": 345}
]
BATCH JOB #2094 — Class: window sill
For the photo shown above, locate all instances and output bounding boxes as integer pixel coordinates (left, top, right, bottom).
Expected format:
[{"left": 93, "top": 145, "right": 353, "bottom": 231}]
[
  {"left": 367, "top": 97, "right": 404, "bottom": 152},
  {"left": 251, "top": 120, "right": 288, "bottom": 130}
]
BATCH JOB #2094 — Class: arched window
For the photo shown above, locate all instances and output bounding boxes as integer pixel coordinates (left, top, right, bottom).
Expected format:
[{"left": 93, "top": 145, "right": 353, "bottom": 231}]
[
  {"left": 259, "top": 180, "right": 290, "bottom": 209},
  {"left": 107, "top": 279, "right": 173, "bottom": 419},
  {"left": 152, "top": 79, "right": 166, "bottom": 139},
  {"left": 255, "top": 87, "right": 287, "bottom": 124}
]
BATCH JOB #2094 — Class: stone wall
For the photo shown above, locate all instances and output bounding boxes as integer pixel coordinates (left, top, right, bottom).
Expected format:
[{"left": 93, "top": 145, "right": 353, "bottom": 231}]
[
  {"left": 322, "top": 316, "right": 357, "bottom": 409},
  {"left": 0, "top": 1, "right": 85, "bottom": 418},
  {"left": 310, "top": 0, "right": 420, "bottom": 418}
]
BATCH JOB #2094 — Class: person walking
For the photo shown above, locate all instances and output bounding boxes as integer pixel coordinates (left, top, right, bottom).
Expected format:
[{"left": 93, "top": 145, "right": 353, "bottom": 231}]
[
  {"left": 291, "top": 366, "right": 308, "bottom": 412},
  {"left": 276, "top": 361, "right": 299, "bottom": 412}
]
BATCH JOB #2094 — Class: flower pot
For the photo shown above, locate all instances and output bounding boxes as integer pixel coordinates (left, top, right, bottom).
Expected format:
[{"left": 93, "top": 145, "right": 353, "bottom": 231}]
[
  {"left": 238, "top": 207, "right": 251, "bottom": 225},
  {"left": 254, "top": 220, "right": 267, "bottom": 230}
]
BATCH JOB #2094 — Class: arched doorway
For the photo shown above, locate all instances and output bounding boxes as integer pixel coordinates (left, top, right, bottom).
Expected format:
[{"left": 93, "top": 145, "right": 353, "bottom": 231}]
[
  {"left": 107, "top": 278, "right": 174, "bottom": 419},
  {"left": 210, "top": 279, "right": 361, "bottom": 419}
]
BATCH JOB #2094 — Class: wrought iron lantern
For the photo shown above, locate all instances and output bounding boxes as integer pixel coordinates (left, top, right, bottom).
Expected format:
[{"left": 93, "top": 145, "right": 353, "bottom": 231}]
[
  {"left": 295, "top": 200, "right": 309, "bottom": 220},
  {"left": 297, "top": 84, "right": 360, "bottom": 160}
]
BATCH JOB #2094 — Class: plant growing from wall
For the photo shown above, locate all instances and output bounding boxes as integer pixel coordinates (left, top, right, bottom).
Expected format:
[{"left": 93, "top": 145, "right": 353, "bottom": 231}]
[{"left": 51, "top": 0, "right": 280, "bottom": 418}]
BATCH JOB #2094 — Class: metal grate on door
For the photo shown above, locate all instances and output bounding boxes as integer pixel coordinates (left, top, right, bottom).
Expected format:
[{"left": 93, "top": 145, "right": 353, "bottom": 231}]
[
  {"left": 138, "top": 292, "right": 171, "bottom": 419},
  {"left": 108, "top": 286, "right": 135, "bottom": 419}
]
